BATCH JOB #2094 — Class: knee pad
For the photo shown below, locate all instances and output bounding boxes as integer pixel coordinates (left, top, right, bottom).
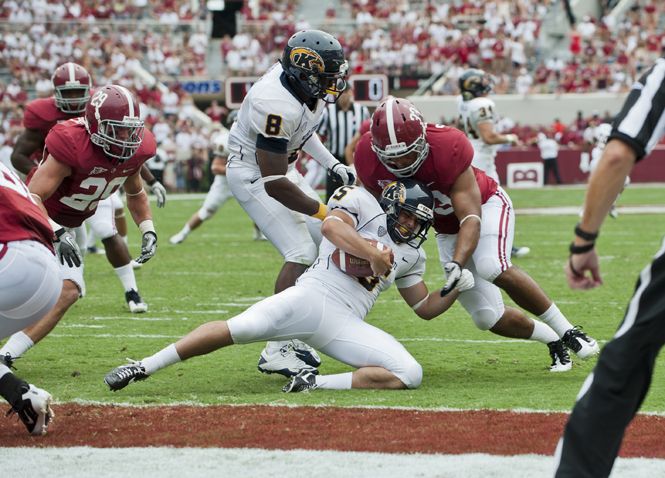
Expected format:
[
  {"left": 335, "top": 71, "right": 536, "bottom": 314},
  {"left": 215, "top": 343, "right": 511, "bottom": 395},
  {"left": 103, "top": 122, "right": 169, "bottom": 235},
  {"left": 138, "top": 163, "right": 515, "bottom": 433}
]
[
  {"left": 90, "top": 222, "right": 116, "bottom": 241},
  {"left": 458, "top": 291, "right": 502, "bottom": 331},
  {"left": 198, "top": 207, "right": 214, "bottom": 222},
  {"left": 401, "top": 360, "right": 423, "bottom": 389},
  {"left": 474, "top": 256, "right": 504, "bottom": 283}
]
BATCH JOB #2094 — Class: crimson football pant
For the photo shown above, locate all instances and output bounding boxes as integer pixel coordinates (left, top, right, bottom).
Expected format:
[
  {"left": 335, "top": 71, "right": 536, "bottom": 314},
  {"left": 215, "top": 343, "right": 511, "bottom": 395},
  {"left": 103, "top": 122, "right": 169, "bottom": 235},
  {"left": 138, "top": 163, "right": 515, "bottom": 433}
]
[{"left": 554, "top": 236, "right": 665, "bottom": 477}]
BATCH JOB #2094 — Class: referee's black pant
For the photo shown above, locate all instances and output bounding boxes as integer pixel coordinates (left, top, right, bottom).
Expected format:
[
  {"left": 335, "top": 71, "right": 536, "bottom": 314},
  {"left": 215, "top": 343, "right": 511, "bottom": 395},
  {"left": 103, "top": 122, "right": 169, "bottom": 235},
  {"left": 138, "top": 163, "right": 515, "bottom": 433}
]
[{"left": 554, "top": 236, "right": 665, "bottom": 477}]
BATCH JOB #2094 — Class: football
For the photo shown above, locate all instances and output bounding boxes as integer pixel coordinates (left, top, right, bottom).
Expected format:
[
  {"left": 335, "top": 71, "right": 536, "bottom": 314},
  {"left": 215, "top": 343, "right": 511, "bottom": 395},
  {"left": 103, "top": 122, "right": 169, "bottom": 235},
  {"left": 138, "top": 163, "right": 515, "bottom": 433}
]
[{"left": 331, "top": 239, "right": 394, "bottom": 277}]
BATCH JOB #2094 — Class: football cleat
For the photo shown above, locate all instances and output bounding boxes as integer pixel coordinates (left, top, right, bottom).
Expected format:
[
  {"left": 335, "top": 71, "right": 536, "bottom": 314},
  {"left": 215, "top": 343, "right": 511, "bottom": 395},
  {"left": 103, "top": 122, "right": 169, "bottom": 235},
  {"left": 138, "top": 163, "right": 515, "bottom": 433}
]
[
  {"left": 0, "top": 352, "right": 16, "bottom": 370},
  {"left": 283, "top": 370, "right": 318, "bottom": 393},
  {"left": 125, "top": 289, "right": 148, "bottom": 313},
  {"left": 253, "top": 227, "right": 267, "bottom": 242},
  {"left": 548, "top": 340, "right": 572, "bottom": 372},
  {"left": 511, "top": 246, "right": 530, "bottom": 258},
  {"left": 6, "top": 384, "right": 54, "bottom": 436},
  {"left": 289, "top": 339, "right": 322, "bottom": 368},
  {"left": 609, "top": 207, "right": 618, "bottom": 219},
  {"left": 562, "top": 326, "right": 600, "bottom": 360},
  {"left": 130, "top": 260, "right": 143, "bottom": 270},
  {"left": 104, "top": 359, "right": 149, "bottom": 391},
  {"left": 258, "top": 344, "right": 319, "bottom": 378},
  {"left": 169, "top": 231, "right": 187, "bottom": 245},
  {"left": 87, "top": 245, "right": 105, "bottom": 255}
]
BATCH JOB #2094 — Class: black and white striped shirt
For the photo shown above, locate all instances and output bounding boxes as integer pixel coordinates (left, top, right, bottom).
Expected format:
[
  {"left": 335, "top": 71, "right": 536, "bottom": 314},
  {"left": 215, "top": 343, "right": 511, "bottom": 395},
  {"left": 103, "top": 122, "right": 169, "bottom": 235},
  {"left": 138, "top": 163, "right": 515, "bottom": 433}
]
[{"left": 317, "top": 102, "right": 370, "bottom": 161}]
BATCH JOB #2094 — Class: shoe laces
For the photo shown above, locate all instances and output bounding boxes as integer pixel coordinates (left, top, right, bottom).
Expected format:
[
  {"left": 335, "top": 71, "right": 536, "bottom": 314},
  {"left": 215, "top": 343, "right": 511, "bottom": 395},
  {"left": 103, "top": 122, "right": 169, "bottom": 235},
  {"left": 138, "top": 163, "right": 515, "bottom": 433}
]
[
  {"left": 115, "top": 359, "right": 145, "bottom": 379},
  {"left": 548, "top": 341, "right": 571, "bottom": 365},
  {"left": 0, "top": 352, "right": 17, "bottom": 370}
]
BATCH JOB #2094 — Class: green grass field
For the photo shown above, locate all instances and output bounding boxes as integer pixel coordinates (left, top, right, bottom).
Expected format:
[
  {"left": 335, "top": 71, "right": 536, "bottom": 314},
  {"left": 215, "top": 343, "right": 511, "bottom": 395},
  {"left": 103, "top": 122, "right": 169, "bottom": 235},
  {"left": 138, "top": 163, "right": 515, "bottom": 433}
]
[{"left": 6, "top": 186, "right": 665, "bottom": 412}]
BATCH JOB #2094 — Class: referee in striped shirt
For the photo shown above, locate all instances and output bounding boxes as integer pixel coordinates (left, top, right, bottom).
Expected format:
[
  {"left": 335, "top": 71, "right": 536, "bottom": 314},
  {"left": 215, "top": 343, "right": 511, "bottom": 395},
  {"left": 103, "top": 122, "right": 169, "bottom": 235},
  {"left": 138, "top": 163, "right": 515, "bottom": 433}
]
[
  {"left": 317, "top": 86, "right": 370, "bottom": 202},
  {"left": 555, "top": 57, "right": 665, "bottom": 477}
]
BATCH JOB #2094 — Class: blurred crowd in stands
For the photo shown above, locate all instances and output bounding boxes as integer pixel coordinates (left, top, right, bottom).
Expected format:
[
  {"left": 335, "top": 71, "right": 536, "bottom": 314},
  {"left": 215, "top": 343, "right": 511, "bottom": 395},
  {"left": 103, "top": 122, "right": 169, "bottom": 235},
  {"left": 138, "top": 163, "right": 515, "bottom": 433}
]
[{"left": 1, "top": 0, "right": 665, "bottom": 190}]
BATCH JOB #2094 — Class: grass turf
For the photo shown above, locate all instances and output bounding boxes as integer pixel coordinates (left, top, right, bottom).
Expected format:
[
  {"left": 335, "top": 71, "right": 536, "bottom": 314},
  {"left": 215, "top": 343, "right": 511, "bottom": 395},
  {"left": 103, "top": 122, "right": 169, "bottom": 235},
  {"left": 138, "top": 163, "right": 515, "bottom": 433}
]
[{"left": 5, "top": 186, "right": 665, "bottom": 412}]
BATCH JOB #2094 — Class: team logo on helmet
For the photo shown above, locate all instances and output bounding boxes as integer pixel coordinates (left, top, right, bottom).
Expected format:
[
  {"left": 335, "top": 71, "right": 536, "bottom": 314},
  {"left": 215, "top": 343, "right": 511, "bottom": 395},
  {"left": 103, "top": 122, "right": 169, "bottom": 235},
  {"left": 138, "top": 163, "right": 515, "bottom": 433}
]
[
  {"left": 381, "top": 181, "right": 406, "bottom": 204},
  {"left": 290, "top": 47, "right": 325, "bottom": 72}
]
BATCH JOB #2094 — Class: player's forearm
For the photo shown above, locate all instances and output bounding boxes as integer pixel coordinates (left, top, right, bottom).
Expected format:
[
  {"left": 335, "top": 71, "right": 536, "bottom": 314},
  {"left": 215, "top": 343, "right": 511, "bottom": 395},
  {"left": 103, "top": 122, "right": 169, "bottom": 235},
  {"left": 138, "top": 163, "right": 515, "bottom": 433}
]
[
  {"left": 576, "top": 139, "right": 635, "bottom": 243},
  {"left": 413, "top": 289, "right": 460, "bottom": 320},
  {"left": 10, "top": 151, "right": 37, "bottom": 175},
  {"left": 140, "top": 164, "right": 155, "bottom": 182},
  {"left": 452, "top": 222, "right": 480, "bottom": 266},
  {"left": 264, "top": 179, "right": 322, "bottom": 216},
  {"left": 126, "top": 192, "right": 153, "bottom": 227},
  {"left": 322, "top": 219, "right": 380, "bottom": 261},
  {"left": 302, "top": 133, "right": 339, "bottom": 170}
]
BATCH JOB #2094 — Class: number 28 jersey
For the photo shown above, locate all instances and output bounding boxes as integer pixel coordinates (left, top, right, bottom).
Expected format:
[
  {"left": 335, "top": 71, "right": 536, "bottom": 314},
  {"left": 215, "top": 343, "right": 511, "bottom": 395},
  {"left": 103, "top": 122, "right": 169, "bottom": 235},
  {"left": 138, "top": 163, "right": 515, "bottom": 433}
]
[
  {"left": 226, "top": 62, "right": 327, "bottom": 172},
  {"left": 301, "top": 186, "right": 427, "bottom": 319},
  {"left": 29, "top": 118, "right": 156, "bottom": 228},
  {"left": 455, "top": 95, "right": 499, "bottom": 161}
]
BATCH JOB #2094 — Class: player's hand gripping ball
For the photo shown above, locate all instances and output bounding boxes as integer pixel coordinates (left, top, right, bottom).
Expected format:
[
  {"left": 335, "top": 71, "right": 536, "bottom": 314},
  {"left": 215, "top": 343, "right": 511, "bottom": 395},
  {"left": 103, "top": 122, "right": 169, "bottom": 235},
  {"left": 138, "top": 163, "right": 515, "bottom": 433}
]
[{"left": 331, "top": 239, "right": 394, "bottom": 277}]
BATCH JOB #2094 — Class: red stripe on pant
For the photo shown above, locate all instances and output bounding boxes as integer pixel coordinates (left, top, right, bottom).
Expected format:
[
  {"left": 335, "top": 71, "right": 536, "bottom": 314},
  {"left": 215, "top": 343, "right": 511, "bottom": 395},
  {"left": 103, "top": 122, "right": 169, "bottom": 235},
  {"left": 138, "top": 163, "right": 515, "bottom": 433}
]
[{"left": 495, "top": 191, "right": 511, "bottom": 273}]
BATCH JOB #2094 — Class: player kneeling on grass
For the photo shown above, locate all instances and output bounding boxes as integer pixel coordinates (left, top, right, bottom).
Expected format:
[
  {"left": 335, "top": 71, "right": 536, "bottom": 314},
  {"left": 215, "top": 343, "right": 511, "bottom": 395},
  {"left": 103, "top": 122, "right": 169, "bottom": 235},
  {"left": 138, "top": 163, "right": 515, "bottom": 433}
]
[{"left": 105, "top": 180, "right": 474, "bottom": 393}]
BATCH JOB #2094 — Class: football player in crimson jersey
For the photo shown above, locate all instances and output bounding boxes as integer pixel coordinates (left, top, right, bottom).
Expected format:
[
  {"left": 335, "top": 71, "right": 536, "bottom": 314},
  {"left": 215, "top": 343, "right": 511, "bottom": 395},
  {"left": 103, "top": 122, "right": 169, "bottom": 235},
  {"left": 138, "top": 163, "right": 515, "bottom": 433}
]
[
  {"left": 0, "top": 163, "right": 59, "bottom": 436},
  {"left": 354, "top": 98, "right": 601, "bottom": 372},
  {"left": 8, "top": 62, "right": 162, "bottom": 312},
  {"left": 0, "top": 85, "right": 158, "bottom": 368}
]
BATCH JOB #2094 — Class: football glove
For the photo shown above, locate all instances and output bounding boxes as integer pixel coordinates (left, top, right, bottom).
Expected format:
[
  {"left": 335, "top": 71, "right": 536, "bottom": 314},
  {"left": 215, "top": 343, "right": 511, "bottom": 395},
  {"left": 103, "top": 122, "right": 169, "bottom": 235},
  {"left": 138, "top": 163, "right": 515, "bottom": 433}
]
[
  {"left": 440, "top": 261, "right": 475, "bottom": 297},
  {"left": 328, "top": 163, "right": 357, "bottom": 186},
  {"left": 579, "top": 152, "right": 590, "bottom": 173},
  {"left": 148, "top": 179, "right": 167, "bottom": 208},
  {"left": 135, "top": 231, "right": 157, "bottom": 264},
  {"left": 54, "top": 228, "right": 83, "bottom": 268}
]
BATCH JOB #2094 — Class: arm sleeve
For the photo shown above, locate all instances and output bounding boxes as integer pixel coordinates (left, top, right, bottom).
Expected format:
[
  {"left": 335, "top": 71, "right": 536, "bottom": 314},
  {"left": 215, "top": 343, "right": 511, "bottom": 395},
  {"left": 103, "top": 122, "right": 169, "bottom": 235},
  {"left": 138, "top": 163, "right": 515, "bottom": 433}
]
[
  {"left": 302, "top": 132, "right": 339, "bottom": 170},
  {"left": 395, "top": 250, "right": 427, "bottom": 289}
]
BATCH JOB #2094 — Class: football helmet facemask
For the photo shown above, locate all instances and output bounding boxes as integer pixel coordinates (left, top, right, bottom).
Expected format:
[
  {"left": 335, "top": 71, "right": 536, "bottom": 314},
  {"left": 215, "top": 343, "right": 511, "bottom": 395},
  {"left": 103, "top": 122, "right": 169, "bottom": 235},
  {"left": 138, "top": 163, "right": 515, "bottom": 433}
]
[
  {"left": 370, "top": 98, "right": 429, "bottom": 178},
  {"left": 52, "top": 62, "right": 92, "bottom": 114},
  {"left": 380, "top": 179, "right": 434, "bottom": 248},
  {"left": 85, "top": 85, "right": 145, "bottom": 164},
  {"left": 459, "top": 68, "right": 493, "bottom": 101},
  {"left": 281, "top": 30, "right": 348, "bottom": 103}
]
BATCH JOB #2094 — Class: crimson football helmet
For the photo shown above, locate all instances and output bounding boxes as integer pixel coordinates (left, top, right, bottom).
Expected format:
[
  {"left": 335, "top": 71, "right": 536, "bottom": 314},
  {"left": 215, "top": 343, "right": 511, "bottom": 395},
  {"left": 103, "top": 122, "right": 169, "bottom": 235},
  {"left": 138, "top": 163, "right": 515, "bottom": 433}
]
[
  {"left": 52, "top": 62, "right": 92, "bottom": 114},
  {"left": 370, "top": 98, "right": 429, "bottom": 177},
  {"left": 379, "top": 179, "right": 434, "bottom": 248},
  {"left": 85, "top": 85, "right": 145, "bottom": 163}
]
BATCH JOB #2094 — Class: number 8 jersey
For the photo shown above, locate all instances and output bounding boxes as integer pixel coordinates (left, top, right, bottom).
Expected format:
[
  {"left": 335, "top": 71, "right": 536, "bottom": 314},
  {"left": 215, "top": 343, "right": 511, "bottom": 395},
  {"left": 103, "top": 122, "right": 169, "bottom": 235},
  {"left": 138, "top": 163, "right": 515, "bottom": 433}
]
[
  {"left": 27, "top": 117, "right": 156, "bottom": 228},
  {"left": 227, "top": 63, "right": 327, "bottom": 171}
]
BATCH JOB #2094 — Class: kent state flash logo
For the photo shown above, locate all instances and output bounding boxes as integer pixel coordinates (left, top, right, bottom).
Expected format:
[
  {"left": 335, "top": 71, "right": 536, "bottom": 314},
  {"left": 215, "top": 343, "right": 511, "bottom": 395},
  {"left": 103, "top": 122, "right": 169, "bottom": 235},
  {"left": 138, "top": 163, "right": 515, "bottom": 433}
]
[{"left": 290, "top": 48, "right": 325, "bottom": 72}]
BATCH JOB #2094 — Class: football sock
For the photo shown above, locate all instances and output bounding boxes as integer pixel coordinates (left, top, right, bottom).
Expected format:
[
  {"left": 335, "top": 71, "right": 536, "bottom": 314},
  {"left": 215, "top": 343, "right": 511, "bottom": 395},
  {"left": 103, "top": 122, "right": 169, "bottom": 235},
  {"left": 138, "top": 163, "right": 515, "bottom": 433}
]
[
  {"left": 142, "top": 344, "right": 182, "bottom": 375},
  {"left": 114, "top": 264, "right": 138, "bottom": 292},
  {"left": 538, "top": 304, "right": 573, "bottom": 338},
  {"left": 121, "top": 235, "right": 128, "bottom": 244},
  {"left": 315, "top": 372, "right": 353, "bottom": 390},
  {"left": 529, "top": 319, "right": 560, "bottom": 345},
  {"left": 0, "top": 331, "right": 34, "bottom": 359},
  {"left": 0, "top": 364, "right": 11, "bottom": 380},
  {"left": 265, "top": 341, "right": 288, "bottom": 353},
  {"left": 181, "top": 224, "right": 192, "bottom": 236}
]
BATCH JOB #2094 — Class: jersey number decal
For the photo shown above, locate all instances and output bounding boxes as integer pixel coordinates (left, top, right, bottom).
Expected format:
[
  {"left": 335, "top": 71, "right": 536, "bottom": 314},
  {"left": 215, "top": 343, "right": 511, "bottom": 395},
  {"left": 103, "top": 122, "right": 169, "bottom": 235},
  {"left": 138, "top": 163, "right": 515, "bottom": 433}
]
[
  {"left": 431, "top": 190, "right": 454, "bottom": 216},
  {"left": 0, "top": 169, "right": 30, "bottom": 199},
  {"left": 460, "top": 116, "right": 480, "bottom": 140},
  {"left": 265, "top": 114, "right": 282, "bottom": 136},
  {"left": 60, "top": 176, "right": 126, "bottom": 212},
  {"left": 357, "top": 268, "right": 392, "bottom": 292},
  {"left": 332, "top": 186, "right": 354, "bottom": 201}
]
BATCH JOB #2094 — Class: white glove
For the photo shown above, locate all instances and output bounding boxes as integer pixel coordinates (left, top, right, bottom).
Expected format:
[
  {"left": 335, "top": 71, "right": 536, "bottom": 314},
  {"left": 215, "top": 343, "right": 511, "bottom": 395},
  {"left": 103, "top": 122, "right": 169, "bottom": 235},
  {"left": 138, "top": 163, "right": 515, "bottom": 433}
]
[
  {"left": 505, "top": 134, "right": 520, "bottom": 146},
  {"left": 135, "top": 231, "right": 157, "bottom": 264},
  {"left": 440, "top": 261, "right": 474, "bottom": 296},
  {"left": 329, "top": 163, "right": 357, "bottom": 186},
  {"left": 149, "top": 179, "right": 167, "bottom": 208},
  {"left": 54, "top": 228, "right": 83, "bottom": 268},
  {"left": 579, "top": 152, "right": 590, "bottom": 173}
]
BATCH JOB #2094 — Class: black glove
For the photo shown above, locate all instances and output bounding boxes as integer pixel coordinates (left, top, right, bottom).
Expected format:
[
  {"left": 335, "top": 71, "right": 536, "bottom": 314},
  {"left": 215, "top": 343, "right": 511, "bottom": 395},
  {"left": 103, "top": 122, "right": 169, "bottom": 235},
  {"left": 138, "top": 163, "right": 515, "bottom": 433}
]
[
  {"left": 135, "top": 231, "right": 157, "bottom": 264},
  {"left": 328, "top": 163, "right": 356, "bottom": 186},
  {"left": 54, "top": 228, "right": 83, "bottom": 268}
]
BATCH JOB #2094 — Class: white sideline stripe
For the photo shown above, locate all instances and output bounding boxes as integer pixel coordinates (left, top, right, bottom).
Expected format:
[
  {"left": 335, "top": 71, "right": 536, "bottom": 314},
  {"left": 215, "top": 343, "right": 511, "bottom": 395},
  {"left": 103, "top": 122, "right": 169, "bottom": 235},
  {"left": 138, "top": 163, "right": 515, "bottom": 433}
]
[
  {"left": 173, "top": 310, "right": 228, "bottom": 314},
  {"left": 47, "top": 334, "right": 608, "bottom": 344},
  {"left": 0, "top": 447, "right": 662, "bottom": 478},
  {"left": 59, "top": 399, "right": 665, "bottom": 416},
  {"left": 92, "top": 317, "right": 172, "bottom": 321},
  {"left": 514, "top": 205, "right": 665, "bottom": 216}
]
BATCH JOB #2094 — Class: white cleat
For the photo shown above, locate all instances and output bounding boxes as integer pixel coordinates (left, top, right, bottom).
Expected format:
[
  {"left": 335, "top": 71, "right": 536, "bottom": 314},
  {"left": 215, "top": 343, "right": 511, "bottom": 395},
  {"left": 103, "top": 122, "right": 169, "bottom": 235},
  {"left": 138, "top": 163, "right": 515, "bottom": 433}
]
[
  {"left": 258, "top": 344, "right": 318, "bottom": 378},
  {"left": 130, "top": 260, "right": 142, "bottom": 270},
  {"left": 253, "top": 228, "right": 267, "bottom": 242},
  {"left": 511, "top": 246, "right": 531, "bottom": 258},
  {"left": 125, "top": 289, "right": 148, "bottom": 313},
  {"left": 170, "top": 231, "right": 187, "bottom": 245},
  {"left": 563, "top": 326, "right": 600, "bottom": 360},
  {"left": 9, "top": 385, "right": 54, "bottom": 436},
  {"left": 548, "top": 340, "right": 572, "bottom": 372}
]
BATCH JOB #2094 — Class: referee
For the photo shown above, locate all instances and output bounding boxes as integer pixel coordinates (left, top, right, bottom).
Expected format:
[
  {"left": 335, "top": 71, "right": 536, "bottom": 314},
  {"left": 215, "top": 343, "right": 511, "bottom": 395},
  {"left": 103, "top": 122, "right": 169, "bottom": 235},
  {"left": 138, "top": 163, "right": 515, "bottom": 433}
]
[
  {"left": 317, "top": 85, "right": 370, "bottom": 202},
  {"left": 555, "top": 57, "right": 665, "bottom": 477}
]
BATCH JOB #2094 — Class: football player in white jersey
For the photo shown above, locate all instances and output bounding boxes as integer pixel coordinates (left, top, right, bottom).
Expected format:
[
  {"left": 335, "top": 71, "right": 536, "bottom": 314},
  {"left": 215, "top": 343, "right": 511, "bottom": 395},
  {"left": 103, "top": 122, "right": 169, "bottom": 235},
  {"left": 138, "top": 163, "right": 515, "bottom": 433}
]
[
  {"left": 225, "top": 30, "right": 357, "bottom": 376},
  {"left": 580, "top": 122, "right": 629, "bottom": 219},
  {"left": 104, "top": 180, "right": 475, "bottom": 393},
  {"left": 456, "top": 69, "right": 530, "bottom": 259},
  {"left": 169, "top": 112, "right": 266, "bottom": 244}
]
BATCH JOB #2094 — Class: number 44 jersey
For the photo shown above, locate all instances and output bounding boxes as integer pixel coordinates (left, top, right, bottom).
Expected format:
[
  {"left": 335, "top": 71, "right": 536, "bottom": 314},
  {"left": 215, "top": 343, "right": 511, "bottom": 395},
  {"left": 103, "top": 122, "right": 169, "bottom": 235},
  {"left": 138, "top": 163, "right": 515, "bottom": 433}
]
[
  {"left": 226, "top": 62, "right": 327, "bottom": 171},
  {"left": 28, "top": 117, "right": 156, "bottom": 228}
]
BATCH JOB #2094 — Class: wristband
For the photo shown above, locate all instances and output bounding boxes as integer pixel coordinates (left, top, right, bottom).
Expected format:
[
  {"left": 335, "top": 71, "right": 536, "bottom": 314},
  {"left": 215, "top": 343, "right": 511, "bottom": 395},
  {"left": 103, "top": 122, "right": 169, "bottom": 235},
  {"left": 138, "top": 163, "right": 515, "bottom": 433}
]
[
  {"left": 575, "top": 222, "right": 599, "bottom": 241},
  {"left": 48, "top": 218, "right": 64, "bottom": 235},
  {"left": 148, "top": 178, "right": 158, "bottom": 186},
  {"left": 569, "top": 242, "right": 595, "bottom": 254},
  {"left": 139, "top": 220, "right": 156, "bottom": 235},
  {"left": 312, "top": 202, "right": 327, "bottom": 221}
]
